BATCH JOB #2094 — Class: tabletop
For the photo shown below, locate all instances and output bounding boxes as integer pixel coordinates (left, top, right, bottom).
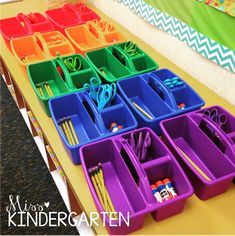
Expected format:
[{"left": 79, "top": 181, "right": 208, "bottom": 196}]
[{"left": 1, "top": 0, "right": 235, "bottom": 235}]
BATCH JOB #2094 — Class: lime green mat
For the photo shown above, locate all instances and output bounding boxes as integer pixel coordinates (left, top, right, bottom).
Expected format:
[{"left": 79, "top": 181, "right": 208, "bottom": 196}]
[{"left": 144, "top": 0, "right": 235, "bottom": 50}]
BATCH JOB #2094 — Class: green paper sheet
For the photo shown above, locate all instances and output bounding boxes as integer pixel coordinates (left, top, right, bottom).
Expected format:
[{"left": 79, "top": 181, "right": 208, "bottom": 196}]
[{"left": 144, "top": 0, "right": 235, "bottom": 50}]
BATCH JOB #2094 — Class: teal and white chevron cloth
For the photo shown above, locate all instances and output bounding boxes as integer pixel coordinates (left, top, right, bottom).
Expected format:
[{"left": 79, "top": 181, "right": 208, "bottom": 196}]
[{"left": 117, "top": 0, "right": 235, "bottom": 73}]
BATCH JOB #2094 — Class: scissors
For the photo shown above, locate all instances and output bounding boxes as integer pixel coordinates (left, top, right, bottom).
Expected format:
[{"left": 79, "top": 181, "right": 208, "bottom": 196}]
[
  {"left": 96, "top": 84, "right": 117, "bottom": 110},
  {"left": 83, "top": 77, "right": 100, "bottom": 100},
  {"left": 63, "top": 57, "right": 82, "bottom": 72},
  {"left": 47, "top": 35, "right": 65, "bottom": 46},
  {"left": 76, "top": 2, "right": 88, "bottom": 13},
  {"left": 124, "top": 41, "right": 138, "bottom": 57},
  {"left": 94, "top": 20, "right": 113, "bottom": 32},
  {"left": 129, "top": 131, "right": 152, "bottom": 162},
  {"left": 203, "top": 108, "right": 227, "bottom": 127}
]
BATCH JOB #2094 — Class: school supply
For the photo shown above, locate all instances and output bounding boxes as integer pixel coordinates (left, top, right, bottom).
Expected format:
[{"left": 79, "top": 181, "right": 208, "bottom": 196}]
[
  {"left": 92, "top": 19, "right": 113, "bottom": 33},
  {"left": 63, "top": 56, "right": 82, "bottom": 72},
  {"left": 203, "top": 108, "right": 227, "bottom": 128},
  {"left": 151, "top": 185, "right": 163, "bottom": 203},
  {"left": 109, "top": 123, "right": 123, "bottom": 133},
  {"left": 84, "top": 79, "right": 117, "bottom": 110},
  {"left": 123, "top": 41, "right": 138, "bottom": 57},
  {"left": 89, "top": 163, "right": 117, "bottom": 218},
  {"left": 163, "top": 77, "right": 184, "bottom": 89},
  {"left": 58, "top": 117, "right": 79, "bottom": 146},
  {"left": 131, "top": 100, "right": 154, "bottom": 120},
  {"left": 129, "top": 131, "right": 151, "bottom": 162},
  {"left": 163, "top": 178, "right": 178, "bottom": 198},
  {"left": 36, "top": 82, "right": 53, "bottom": 97},
  {"left": 176, "top": 146, "right": 211, "bottom": 182}
]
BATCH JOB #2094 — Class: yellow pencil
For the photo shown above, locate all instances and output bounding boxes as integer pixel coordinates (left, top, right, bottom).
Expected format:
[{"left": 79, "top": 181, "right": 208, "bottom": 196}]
[
  {"left": 64, "top": 120, "right": 75, "bottom": 145},
  {"left": 94, "top": 167, "right": 108, "bottom": 212},
  {"left": 43, "top": 83, "right": 51, "bottom": 97},
  {"left": 61, "top": 121, "right": 73, "bottom": 145},
  {"left": 131, "top": 100, "right": 154, "bottom": 120},
  {"left": 89, "top": 170, "right": 106, "bottom": 210},
  {"left": 176, "top": 147, "right": 211, "bottom": 182},
  {"left": 98, "top": 164, "right": 117, "bottom": 218},
  {"left": 36, "top": 85, "right": 44, "bottom": 97},
  {"left": 68, "top": 119, "right": 79, "bottom": 145},
  {"left": 47, "top": 83, "right": 54, "bottom": 96}
]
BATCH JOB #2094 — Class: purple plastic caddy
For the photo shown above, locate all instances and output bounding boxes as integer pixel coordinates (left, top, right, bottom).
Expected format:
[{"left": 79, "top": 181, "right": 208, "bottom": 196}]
[
  {"left": 160, "top": 105, "right": 235, "bottom": 200},
  {"left": 80, "top": 128, "right": 193, "bottom": 235}
]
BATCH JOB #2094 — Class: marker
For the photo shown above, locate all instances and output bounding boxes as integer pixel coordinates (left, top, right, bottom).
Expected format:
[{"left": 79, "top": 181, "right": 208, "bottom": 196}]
[
  {"left": 156, "top": 181, "right": 170, "bottom": 201},
  {"left": 163, "top": 179, "right": 177, "bottom": 198},
  {"left": 151, "top": 185, "right": 163, "bottom": 203}
]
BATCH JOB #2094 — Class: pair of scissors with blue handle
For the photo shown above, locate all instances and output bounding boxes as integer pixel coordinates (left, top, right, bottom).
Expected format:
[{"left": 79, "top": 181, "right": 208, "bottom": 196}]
[
  {"left": 203, "top": 108, "right": 227, "bottom": 128},
  {"left": 96, "top": 83, "right": 117, "bottom": 110},
  {"left": 83, "top": 77, "right": 100, "bottom": 100}
]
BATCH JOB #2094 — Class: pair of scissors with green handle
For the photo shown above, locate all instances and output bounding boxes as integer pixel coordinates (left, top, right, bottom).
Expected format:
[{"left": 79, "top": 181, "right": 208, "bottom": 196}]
[{"left": 63, "top": 57, "right": 82, "bottom": 72}]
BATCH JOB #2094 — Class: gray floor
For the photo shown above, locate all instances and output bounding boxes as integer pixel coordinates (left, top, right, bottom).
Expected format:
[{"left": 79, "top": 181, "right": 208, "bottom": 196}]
[{"left": 0, "top": 78, "right": 79, "bottom": 235}]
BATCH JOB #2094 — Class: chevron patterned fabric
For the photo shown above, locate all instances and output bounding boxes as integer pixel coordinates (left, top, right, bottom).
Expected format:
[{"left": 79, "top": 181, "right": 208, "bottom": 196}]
[{"left": 117, "top": 0, "right": 235, "bottom": 73}]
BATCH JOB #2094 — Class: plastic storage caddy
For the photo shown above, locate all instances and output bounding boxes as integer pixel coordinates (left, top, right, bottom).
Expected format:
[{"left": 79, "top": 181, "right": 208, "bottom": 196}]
[
  {"left": 117, "top": 69, "right": 205, "bottom": 134},
  {"left": 0, "top": 17, "right": 28, "bottom": 49},
  {"left": 49, "top": 90, "right": 137, "bottom": 164},
  {"left": 34, "top": 31, "right": 75, "bottom": 57},
  {"left": 80, "top": 128, "right": 193, "bottom": 235},
  {"left": 65, "top": 25, "right": 104, "bottom": 55},
  {"left": 45, "top": 3, "right": 100, "bottom": 32},
  {"left": 65, "top": 20, "right": 125, "bottom": 55},
  {"left": 160, "top": 111, "right": 235, "bottom": 200},
  {"left": 0, "top": 12, "right": 54, "bottom": 49},
  {"left": 11, "top": 31, "right": 75, "bottom": 66},
  {"left": 27, "top": 54, "right": 101, "bottom": 116},
  {"left": 10, "top": 35, "right": 47, "bottom": 66},
  {"left": 86, "top": 42, "right": 158, "bottom": 83}
]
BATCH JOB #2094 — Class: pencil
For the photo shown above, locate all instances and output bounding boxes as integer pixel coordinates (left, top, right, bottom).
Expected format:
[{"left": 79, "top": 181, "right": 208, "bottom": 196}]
[
  {"left": 98, "top": 164, "right": 117, "bottom": 218},
  {"left": 176, "top": 146, "right": 211, "bottom": 182},
  {"left": 131, "top": 100, "right": 154, "bottom": 120},
  {"left": 64, "top": 120, "right": 75, "bottom": 145},
  {"left": 61, "top": 121, "right": 73, "bottom": 145},
  {"left": 46, "top": 83, "right": 54, "bottom": 96},
  {"left": 89, "top": 169, "right": 106, "bottom": 210},
  {"left": 68, "top": 119, "right": 79, "bottom": 145}
]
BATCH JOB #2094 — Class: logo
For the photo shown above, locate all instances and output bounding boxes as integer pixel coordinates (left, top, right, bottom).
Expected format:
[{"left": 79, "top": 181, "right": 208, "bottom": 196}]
[{"left": 6, "top": 195, "right": 130, "bottom": 227}]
